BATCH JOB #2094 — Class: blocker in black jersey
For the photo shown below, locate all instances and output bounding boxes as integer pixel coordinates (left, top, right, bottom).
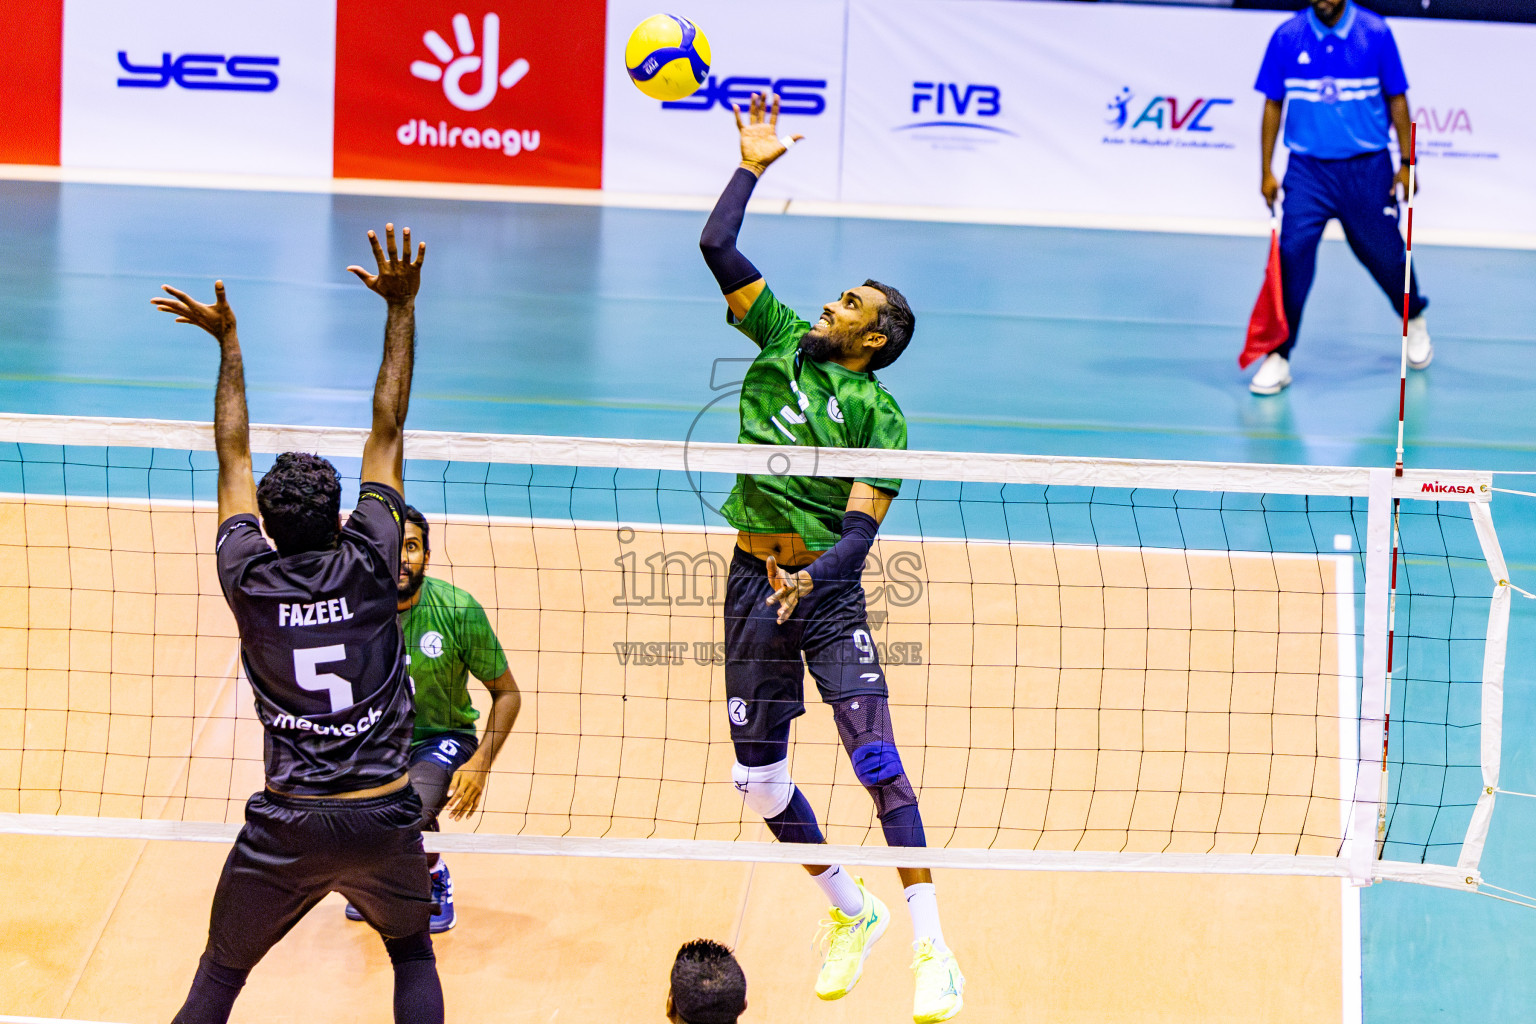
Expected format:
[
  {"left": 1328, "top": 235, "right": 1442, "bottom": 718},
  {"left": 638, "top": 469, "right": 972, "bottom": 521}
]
[
  {"left": 158, "top": 228, "right": 442, "bottom": 1024},
  {"left": 216, "top": 483, "right": 415, "bottom": 795}
]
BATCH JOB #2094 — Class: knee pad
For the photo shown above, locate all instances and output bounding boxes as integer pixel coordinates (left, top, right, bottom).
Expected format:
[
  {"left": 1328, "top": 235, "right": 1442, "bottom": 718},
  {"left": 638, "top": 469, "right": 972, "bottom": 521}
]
[
  {"left": 385, "top": 931, "right": 436, "bottom": 965},
  {"left": 851, "top": 742, "right": 904, "bottom": 786},
  {"left": 731, "top": 758, "right": 795, "bottom": 819},
  {"left": 853, "top": 746, "right": 918, "bottom": 817}
]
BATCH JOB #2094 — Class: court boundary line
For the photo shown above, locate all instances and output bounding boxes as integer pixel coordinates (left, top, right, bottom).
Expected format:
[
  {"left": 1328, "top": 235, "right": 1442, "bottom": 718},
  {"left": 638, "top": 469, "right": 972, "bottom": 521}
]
[
  {"left": 0, "top": 1016, "right": 131, "bottom": 1024},
  {"left": 3, "top": 164, "right": 1532, "bottom": 250}
]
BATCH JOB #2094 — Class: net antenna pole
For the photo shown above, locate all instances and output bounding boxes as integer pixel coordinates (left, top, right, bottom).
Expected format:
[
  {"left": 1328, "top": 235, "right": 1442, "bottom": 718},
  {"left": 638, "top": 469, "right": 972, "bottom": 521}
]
[
  {"left": 1379, "top": 122, "right": 1416, "bottom": 854},
  {"left": 1393, "top": 121, "right": 1416, "bottom": 478}
]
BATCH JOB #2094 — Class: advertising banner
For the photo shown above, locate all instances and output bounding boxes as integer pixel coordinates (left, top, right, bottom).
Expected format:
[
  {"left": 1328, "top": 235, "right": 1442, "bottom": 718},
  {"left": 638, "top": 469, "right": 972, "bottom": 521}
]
[
  {"left": 0, "top": 2, "right": 64, "bottom": 166},
  {"left": 601, "top": 0, "right": 846, "bottom": 201},
  {"left": 59, "top": 0, "right": 337, "bottom": 177},
  {"left": 334, "top": 1, "right": 605, "bottom": 187},
  {"left": 842, "top": 0, "right": 1285, "bottom": 223},
  {"left": 1391, "top": 17, "right": 1536, "bottom": 235}
]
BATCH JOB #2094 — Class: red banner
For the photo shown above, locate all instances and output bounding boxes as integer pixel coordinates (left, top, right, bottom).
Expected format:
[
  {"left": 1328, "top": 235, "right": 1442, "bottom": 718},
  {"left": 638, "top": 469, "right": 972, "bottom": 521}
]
[
  {"left": 334, "top": 1, "right": 605, "bottom": 187},
  {"left": 0, "top": 2, "right": 64, "bottom": 165}
]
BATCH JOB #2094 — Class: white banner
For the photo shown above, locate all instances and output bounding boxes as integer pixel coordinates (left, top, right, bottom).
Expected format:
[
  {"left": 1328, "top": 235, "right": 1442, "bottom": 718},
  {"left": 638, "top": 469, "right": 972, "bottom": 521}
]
[
  {"left": 766, "top": 0, "right": 1536, "bottom": 237},
  {"left": 1390, "top": 17, "right": 1536, "bottom": 236},
  {"left": 842, "top": 0, "right": 1284, "bottom": 223},
  {"left": 60, "top": 0, "right": 336, "bottom": 177},
  {"left": 601, "top": 0, "right": 845, "bottom": 200}
]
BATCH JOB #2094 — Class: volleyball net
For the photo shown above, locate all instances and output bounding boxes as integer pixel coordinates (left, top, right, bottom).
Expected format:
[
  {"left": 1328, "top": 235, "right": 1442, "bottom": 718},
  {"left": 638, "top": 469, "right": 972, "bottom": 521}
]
[{"left": 0, "top": 413, "right": 1513, "bottom": 892}]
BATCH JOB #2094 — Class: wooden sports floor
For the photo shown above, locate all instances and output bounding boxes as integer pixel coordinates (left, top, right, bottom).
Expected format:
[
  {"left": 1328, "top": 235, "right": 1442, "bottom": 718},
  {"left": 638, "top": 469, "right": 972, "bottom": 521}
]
[{"left": 1, "top": 497, "right": 1358, "bottom": 1022}]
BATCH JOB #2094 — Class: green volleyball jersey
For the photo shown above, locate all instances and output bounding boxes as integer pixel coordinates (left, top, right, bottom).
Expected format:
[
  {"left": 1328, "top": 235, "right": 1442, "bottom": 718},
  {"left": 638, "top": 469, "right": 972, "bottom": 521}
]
[
  {"left": 400, "top": 575, "right": 508, "bottom": 742},
  {"left": 720, "top": 286, "right": 906, "bottom": 550}
]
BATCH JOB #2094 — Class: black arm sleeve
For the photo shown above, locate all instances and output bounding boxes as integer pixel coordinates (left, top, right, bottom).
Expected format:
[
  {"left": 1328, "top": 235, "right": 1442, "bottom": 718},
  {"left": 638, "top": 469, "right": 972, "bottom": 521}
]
[
  {"left": 699, "top": 167, "right": 764, "bottom": 295},
  {"left": 806, "top": 510, "right": 880, "bottom": 587}
]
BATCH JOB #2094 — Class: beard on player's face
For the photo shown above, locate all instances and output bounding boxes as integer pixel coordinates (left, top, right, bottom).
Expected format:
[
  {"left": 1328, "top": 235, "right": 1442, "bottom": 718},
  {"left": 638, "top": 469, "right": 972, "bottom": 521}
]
[
  {"left": 798, "top": 320, "right": 861, "bottom": 363},
  {"left": 398, "top": 559, "right": 427, "bottom": 600}
]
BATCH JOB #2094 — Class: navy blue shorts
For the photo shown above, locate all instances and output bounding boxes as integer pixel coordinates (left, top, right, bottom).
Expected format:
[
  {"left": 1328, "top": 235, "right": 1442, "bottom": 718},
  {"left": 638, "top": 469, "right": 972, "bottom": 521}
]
[
  {"left": 724, "top": 546, "right": 888, "bottom": 745},
  {"left": 408, "top": 732, "right": 478, "bottom": 824}
]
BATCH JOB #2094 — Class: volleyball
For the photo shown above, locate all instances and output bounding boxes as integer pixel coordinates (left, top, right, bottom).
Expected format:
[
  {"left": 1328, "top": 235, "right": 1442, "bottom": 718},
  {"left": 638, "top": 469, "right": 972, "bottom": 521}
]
[{"left": 625, "top": 13, "right": 711, "bottom": 102}]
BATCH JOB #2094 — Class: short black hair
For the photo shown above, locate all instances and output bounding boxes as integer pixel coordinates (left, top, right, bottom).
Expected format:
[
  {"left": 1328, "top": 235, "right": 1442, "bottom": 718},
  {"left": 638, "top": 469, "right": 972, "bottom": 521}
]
[
  {"left": 863, "top": 278, "right": 915, "bottom": 371},
  {"left": 669, "top": 939, "right": 746, "bottom": 1024},
  {"left": 256, "top": 452, "right": 342, "bottom": 556},
  {"left": 403, "top": 504, "right": 430, "bottom": 552}
]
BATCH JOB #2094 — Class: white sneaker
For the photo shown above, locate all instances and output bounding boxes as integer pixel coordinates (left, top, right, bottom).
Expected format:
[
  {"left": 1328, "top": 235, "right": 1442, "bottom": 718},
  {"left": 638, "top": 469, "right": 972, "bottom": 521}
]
[
  {"left": 1249, "top": 352, "right": 1291, "bottom": 395},
  {"left": 1406, "top": 314, "right": 1433, "bottom": 369}
]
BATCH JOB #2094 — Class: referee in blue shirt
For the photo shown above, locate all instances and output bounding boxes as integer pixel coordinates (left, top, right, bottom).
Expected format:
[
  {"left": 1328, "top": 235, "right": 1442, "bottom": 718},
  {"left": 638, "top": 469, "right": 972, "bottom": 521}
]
[{"left": 1251, "top": 0, "right": 1429, "bottom": 395}]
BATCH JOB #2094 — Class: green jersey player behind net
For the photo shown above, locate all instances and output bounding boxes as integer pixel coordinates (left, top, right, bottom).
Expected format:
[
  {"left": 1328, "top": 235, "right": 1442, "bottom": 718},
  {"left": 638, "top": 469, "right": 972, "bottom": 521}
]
[
  {"left": 697, "top": 91, "right": 963, "bottom": 1024},
  {"left": 345, "top": 504, "right": 522, "bottom": 933}
]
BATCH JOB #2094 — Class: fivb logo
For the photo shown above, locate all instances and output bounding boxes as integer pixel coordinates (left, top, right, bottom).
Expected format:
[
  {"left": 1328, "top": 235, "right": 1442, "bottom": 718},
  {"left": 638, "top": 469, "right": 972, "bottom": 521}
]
[
  {"left": 897, "top": 81, "right": 1014, "bottom": 139},
  {"left": 398, "top": 11, "right": 540, "bottom": 157},
  {"left": 1106, "top": 87, "right": 1232, "bottom": 132}
]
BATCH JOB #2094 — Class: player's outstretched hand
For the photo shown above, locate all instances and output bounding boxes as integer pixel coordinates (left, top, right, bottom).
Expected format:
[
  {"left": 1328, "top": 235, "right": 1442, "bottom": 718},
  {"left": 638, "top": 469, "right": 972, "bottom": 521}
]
[
  {"left": 765, "top": 554, "right": 814, "bottom": 625},
  {"left": 347, "top": 223, "right": 425, "bottom": 305},
  {"left": 151, "top": 280, "right": 237, "bottom": 342},
  {"left": 445, "top": 761, "right": 489, "bottom": 819},
  {"left": 734, "top": 91, "right": 803, "bottom": 177}
]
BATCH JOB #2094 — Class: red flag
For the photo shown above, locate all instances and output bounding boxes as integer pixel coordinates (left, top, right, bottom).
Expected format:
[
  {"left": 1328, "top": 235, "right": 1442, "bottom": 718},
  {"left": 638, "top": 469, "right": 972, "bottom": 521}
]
[{"left": 1239, "top": 221, "right": 1289, "bottom": 369}]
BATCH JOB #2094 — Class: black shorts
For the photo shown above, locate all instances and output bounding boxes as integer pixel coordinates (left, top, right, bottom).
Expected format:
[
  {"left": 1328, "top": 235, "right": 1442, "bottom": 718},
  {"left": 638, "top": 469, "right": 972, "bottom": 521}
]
[
  {"left": 408, "top": 731, "right": 479, "bottom": 825},
  {"left": 724, "top": 546, "right": 888, "bottom": 745},
  {"left": 204, "top": 787, "right": 433, "bottom": 970}
]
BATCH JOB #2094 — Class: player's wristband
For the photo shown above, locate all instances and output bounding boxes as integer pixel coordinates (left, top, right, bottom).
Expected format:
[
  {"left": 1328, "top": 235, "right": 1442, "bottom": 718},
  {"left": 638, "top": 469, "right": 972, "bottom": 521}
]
[
  {"left": 699, "top": 167, "right": 764, "bottom": 295},
  {"left": 806, "top": 511, "right": 879, "bottom": 586}
]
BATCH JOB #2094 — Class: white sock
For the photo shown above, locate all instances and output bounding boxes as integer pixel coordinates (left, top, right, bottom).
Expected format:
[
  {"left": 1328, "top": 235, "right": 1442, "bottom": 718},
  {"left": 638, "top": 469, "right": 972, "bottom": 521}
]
[
  {"left": 813, "top": 865, "right": 866, "bottom": 917},
  {"left": 904, "top": 882, "right": 947, "bottom": 950}
]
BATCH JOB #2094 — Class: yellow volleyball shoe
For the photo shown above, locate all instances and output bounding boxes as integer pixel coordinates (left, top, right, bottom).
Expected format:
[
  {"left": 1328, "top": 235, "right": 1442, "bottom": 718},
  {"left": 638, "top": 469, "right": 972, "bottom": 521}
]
[
  {"left": 910, "top": 938, "right": 965, "bottom": 1023},
  {"left": 813, "top": 880, "right": 889, "bottom": 1000}
]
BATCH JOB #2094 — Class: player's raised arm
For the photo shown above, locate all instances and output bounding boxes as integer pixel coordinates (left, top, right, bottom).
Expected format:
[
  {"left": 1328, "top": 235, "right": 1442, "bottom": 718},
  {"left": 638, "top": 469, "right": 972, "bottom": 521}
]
[
  {"left": 699, "top": 91, "right": 803, "bottom": 320},
  {"left": 349, "top": 223, "right": 425, "bottom": 494},
  {"left": 151, "top": 280, "right": 256, "bottom": 522}
]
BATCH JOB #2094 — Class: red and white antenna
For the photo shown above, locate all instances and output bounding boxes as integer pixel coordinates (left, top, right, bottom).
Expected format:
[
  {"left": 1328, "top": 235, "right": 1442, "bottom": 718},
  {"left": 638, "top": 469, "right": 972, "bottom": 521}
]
[
  {"left": 1393, "top": 122, "right": 1416, "bottom": 478},
  {"left": 1379, "top": 122, "right": 1416, "bottom": 852}
]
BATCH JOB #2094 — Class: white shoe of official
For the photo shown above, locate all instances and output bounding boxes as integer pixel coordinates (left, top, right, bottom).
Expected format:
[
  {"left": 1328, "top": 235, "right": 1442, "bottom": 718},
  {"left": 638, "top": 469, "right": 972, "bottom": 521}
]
[
  {"left": 1406, "top": 314, "right": 1433, "bottom": 370},
  {"left": 1249, "top": 353, "right": 1292, "bottom": 396}
]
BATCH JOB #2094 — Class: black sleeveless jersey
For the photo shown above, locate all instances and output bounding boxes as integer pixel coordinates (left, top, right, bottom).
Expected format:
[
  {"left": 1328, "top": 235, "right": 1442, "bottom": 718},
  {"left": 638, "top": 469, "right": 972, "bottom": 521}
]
[{"left": 215, "top": 483, "right": 414, "bottom": 796}]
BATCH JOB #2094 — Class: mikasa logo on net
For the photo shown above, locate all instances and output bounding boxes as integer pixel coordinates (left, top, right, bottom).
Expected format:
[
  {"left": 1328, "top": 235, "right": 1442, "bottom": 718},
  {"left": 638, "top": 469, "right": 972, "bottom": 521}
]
[
  {"left": 1421, "top": 481, "right": 1484, "bottom": 494},
  {"left": 398, "top": 11, "right": 540, "bottom": 156}
]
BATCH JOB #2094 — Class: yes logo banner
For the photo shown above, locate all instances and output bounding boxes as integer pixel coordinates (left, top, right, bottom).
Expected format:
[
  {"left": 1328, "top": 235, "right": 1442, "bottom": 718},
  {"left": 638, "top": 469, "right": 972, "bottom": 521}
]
[
  {"left": 334, "top": 1, "right": 605, "bottom": 187},
  {"left": 60, "top": 0, "right": 337, "bottom": 176}
]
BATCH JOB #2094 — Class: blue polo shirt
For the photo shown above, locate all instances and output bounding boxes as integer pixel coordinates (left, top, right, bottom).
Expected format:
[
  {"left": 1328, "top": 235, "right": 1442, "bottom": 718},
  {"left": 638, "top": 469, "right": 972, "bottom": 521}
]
[{"left": 1254, "top": 2, "right": 1408, "bottom": 160}]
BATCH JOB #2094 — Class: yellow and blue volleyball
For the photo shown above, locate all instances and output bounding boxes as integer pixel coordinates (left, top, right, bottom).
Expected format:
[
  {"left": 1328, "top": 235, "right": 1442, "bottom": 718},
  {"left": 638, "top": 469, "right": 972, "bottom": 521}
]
[{"left": 625, "top": 14, "right": 711, "bottom": 102}]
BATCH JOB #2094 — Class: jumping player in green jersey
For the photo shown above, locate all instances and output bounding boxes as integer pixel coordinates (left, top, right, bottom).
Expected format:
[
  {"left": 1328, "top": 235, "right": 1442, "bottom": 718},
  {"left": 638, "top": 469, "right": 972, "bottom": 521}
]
[
  {"left": 345, "top": 504, "right": 522, "bottom": 932},
  {"left": 697, "top": 92, "right": 964, "bottom": 1024}
]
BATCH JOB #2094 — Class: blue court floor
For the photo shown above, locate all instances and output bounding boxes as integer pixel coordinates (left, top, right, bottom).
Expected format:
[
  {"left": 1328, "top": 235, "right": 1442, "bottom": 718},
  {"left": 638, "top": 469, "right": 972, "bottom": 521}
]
[{"left": 2, "top": 178, "right": 1535, "bottom": 1020}]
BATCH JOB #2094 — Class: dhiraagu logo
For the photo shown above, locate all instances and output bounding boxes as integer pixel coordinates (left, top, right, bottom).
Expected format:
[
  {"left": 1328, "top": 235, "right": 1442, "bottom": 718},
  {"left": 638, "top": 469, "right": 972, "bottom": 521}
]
[
  {"left": 411, "top": 12, "right": 528, "bottom": 112},
  {"left": 397, "top": 11, "right": 541, "bottom": 157}
]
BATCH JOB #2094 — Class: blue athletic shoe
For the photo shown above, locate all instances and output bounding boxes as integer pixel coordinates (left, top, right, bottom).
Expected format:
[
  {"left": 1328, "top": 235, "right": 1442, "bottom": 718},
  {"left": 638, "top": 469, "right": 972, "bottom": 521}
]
[
  {"left": 429, "top": 861, "right": 455, "bottom": 933},
  {"left": 344, "top": 901, "right": 364, "bottom": 922}
]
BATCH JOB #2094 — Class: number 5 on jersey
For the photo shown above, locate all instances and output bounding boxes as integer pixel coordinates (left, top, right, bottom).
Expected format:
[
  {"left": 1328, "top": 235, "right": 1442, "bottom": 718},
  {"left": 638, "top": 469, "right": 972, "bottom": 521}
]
[{"left": 294, "top": 645, "right": 355, "bottom": 713}]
